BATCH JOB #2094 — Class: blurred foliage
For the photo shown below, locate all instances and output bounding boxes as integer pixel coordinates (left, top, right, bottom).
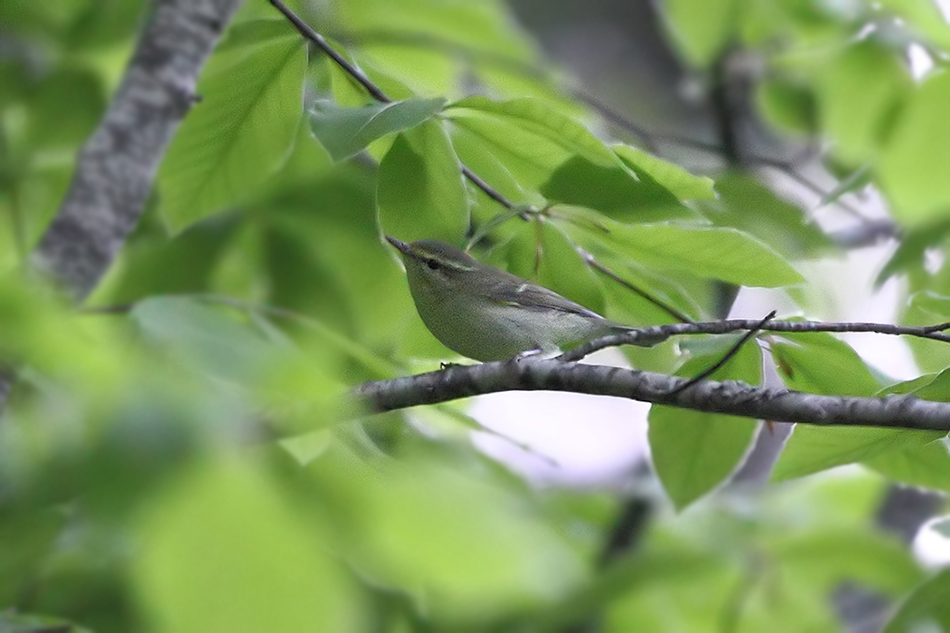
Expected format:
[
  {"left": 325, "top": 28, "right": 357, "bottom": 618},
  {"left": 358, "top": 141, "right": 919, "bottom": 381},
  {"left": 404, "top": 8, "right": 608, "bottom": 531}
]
[{"left": 1, "top": 0, "right": 950, "bottom": 631}]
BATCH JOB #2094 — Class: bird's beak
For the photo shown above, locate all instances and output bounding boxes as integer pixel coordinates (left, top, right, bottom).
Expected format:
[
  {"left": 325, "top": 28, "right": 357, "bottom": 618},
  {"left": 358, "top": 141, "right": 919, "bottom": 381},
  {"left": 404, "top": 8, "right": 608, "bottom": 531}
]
[{"left": 385, "top": 235, "right": 412, "bottom": 257}]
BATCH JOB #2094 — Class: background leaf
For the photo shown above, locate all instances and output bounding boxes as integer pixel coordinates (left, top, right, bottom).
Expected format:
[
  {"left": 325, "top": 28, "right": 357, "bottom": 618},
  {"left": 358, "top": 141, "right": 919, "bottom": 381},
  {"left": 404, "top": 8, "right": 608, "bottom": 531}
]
[
  {"left": 879, "top": 70, "right": 950, "bottom": 224},
  {"left": 134, "top": 456, "right": 364, "bottom": 633}
]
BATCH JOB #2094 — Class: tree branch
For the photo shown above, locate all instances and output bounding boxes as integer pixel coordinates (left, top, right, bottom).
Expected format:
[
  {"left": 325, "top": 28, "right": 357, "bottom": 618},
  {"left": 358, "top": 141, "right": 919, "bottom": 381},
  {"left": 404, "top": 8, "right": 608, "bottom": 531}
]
[
  {"left": 354, "top": 359, "right": 950, "bottom": 431},
  {"left": 560, "top": 318, "right": 950, "bottom": 361},
  {"left": 0, "top": 0, "right": 243, "bottom": 411},
  {"left": 267, "top": 0, "right": 519, "bottom": 213},
  {"left": 30, "top": 0, "right": 243, "bottom": 300}
]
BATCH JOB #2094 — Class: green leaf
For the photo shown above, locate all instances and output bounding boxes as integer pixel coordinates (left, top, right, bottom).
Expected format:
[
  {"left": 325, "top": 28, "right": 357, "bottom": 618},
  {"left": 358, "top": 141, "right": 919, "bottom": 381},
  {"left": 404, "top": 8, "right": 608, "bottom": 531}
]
[
  {"left": 767, "top": 522, "right": 922, "bottom": 597},
  {"left": 377, "top": 120, "right": 469, "bottom": 244},
  {"left": 449, "top": 97, "right": 616, "bottom": 165},
  {"left": 352, "top": 44, "right": 459, "bottom": 99},
  {"left": 772, "top": 333, "right": 942, "bottom": 481},
  {"left": 540, "top": 155, "right": 696, "bottom": 223},
  {"left": 0, "top": 612, "right": 84, "bottom": 633},
  {"left": 449, "top": 123, "right": 538, "bottom": 206},
  {"left": 884, "top": 568, "right": 950, "bottom": 633},
  {"left": 443, "top": 97, "right": 618, "bottom": 190},
  {"left": 131, "top": 296, "right": 278, "bottom": 385},
  {"left": 604, "top": 553, "right": 736, "bottom": 632},
  {"left": 91, "top": 215, "right": 241, "bottom": 305},
  {"left": 649, "top": 341, "right": 761, "bottom": 510},
  {"left": 863, "top": 370, "right": 950, "bottom": 492},
  {"left": 597, "top": 253, "right": 703, "bottom": 329},
  {"left": 879, "top": 70, "right": 950, "bottom": 224},
  {"left": 877, "top": 221, "right": 950, "bottom": 284},
  {"left": 308, "top": 98, "right": 446, "bottom": 161},
  {"left": 25, "top": 67, "right": 105, "bottom": 150},
  {"left": 772, "top": 332, "right": 882, "bottom": 397},
  {"left": 700, "top": 172, "right": 833, "bottom": 259},
  {"left": 0, "top": 508, "right": 64, "bottom": 604},
  {"left": 770, "top": 529, "right": 923, "bottom": 596},
  {"left": 755, "top": 77, "right": 816, "bottom": 135},
  {"left": 817, "top": 41, "right": 909, "bottom": 162},
  {"left": 877, "top": 0, "right": 950, "bottom": 50},
  {"left": 864, "top": 438, "right": 950, "bottom": 493},
  {"left": 62, "top": 0, "right": 145, "bottom": 50},
  {"left": 568, "top": 218, "right": 804, "bottom": 287},
  {"left": 159, "top": 20, "right": 306, "bottom": 232},
  {"left": 660, "top": 0, "right": 740, "bottom": 67},
  {"left": 339, "top": 0, "right": 535, "bottom": 60},
  {"left": 309, "top": 453, "right": 586, "bottom": 620},
  {"left": 613, "top": 144, "right": 717, "bottom": 200},
  {"left": 504, "top": 221, "right": 605, "bottom": 315},
  {"left": 134, "top": 456, "right": 364, "bottom": 633},
  {"left": 0, "top": 60, "right": 29, "bottom": 110}
]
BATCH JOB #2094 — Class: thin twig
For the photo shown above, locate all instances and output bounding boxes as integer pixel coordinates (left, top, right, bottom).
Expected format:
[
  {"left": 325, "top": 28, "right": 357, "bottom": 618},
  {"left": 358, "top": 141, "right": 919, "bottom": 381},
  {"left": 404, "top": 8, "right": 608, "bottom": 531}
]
[
  {"left": 270, "top": 0, "right": 389, "bottom": 103},
  {"left": 335, "top": 24, "right": 874, "bottom": 224},
  {"left": 267, "top": 0, "right": 516, "bottom": 212},
  {"left": 581, "top": 252, "right": 696, "bottom": 324},
  {"left": 460, "top": 165, "right": 515, "bottom": 211},
  {"left": 667, "top": 310, "right": 776, "bottom": 396},
  {"left": 559, "top": 318, "right": 950, "bottom": 361}
]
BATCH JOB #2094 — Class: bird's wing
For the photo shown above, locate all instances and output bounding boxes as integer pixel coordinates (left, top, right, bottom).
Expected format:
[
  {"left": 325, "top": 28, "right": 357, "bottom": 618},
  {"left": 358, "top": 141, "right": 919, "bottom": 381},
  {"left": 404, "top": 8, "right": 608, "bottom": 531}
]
[{"left": 491, "top": 279, "right": 603, "bottom": 319}]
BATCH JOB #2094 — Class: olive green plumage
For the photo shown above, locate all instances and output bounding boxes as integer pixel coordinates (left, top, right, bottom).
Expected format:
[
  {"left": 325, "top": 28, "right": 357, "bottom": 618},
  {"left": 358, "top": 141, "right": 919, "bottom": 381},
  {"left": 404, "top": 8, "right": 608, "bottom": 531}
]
[{"left": 387, "top": 236, "right": 630, "bottom": 361}]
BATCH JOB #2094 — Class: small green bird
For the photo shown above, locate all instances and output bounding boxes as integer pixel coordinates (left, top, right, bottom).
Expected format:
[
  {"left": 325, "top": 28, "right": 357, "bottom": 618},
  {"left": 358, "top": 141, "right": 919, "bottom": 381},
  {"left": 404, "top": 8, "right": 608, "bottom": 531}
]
[{"left": 387, "top": 236, "right": 633, "bottom": 361}]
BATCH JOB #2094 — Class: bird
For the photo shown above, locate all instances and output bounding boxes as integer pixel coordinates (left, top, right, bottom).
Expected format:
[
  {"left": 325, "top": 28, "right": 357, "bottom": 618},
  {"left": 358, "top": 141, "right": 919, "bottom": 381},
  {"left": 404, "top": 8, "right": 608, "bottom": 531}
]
[{"left": 386, "top": 236, "right": 634, "bottom": 361}]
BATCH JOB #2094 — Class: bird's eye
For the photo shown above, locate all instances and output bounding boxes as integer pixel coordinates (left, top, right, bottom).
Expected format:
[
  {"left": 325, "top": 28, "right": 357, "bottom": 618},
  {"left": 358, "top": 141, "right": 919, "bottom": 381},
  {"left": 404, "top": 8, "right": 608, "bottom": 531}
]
[{"left": 427, "top": 259, "right": 440, "bottom": 270}]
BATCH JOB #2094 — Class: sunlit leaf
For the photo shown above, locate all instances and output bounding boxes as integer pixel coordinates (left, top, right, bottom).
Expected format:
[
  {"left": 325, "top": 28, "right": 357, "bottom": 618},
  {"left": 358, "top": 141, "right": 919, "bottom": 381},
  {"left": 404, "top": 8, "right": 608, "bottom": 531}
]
[
  {"left": 540, "top": 155, "right": 695, "bottom": 223},
  {"left": 613, "top": 144, "right": 716, "bottom": 201},
  {"left": 567, "top": 217, "right": 803, "bottom": 287},
  {"left": 377, "top": 120, "right": 469, "bottom": 243},
  {"left": 660, "top": 0, "right": 739, "bottom": 67},
  {"left": 817, "top": 41, "right": 909, "bottom": 161},
  {"left": 444, "top": 97, "right": 618, "bottom": 191},
  {"left": 879, "top": 70, "right": 950, "bottom": 224},
  {"left": 159, "top": 20, "right": 306, "bottom": 232},
  {"left": 339, "top": 0, "right": 535, "bottom": 60}
]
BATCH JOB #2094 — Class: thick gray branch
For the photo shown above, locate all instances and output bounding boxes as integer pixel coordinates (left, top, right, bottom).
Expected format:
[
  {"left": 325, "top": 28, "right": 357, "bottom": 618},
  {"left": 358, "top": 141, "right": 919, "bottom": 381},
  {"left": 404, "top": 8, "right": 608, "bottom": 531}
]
[
  {"left": 355, "top": 359, "right": 950, "bottom": 431},
  {"left": 30, "top": 0, "right": 244, "bottom": 301},
  {"left": 0, "top": 0, "right": 243, "bottom": 411}
]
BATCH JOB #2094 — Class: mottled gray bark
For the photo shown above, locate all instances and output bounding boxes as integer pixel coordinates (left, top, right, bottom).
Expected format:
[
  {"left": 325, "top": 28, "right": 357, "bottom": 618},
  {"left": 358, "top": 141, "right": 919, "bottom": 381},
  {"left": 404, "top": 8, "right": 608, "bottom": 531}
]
[
  {"left": 30, "top": 0, "right": 244, "bottom": 299},
  {"left": 355, "top": 358, "right": 950, "bottom": 431},
  {"left": 0, "top": 0, "right": 244, "bottom": 409}
]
